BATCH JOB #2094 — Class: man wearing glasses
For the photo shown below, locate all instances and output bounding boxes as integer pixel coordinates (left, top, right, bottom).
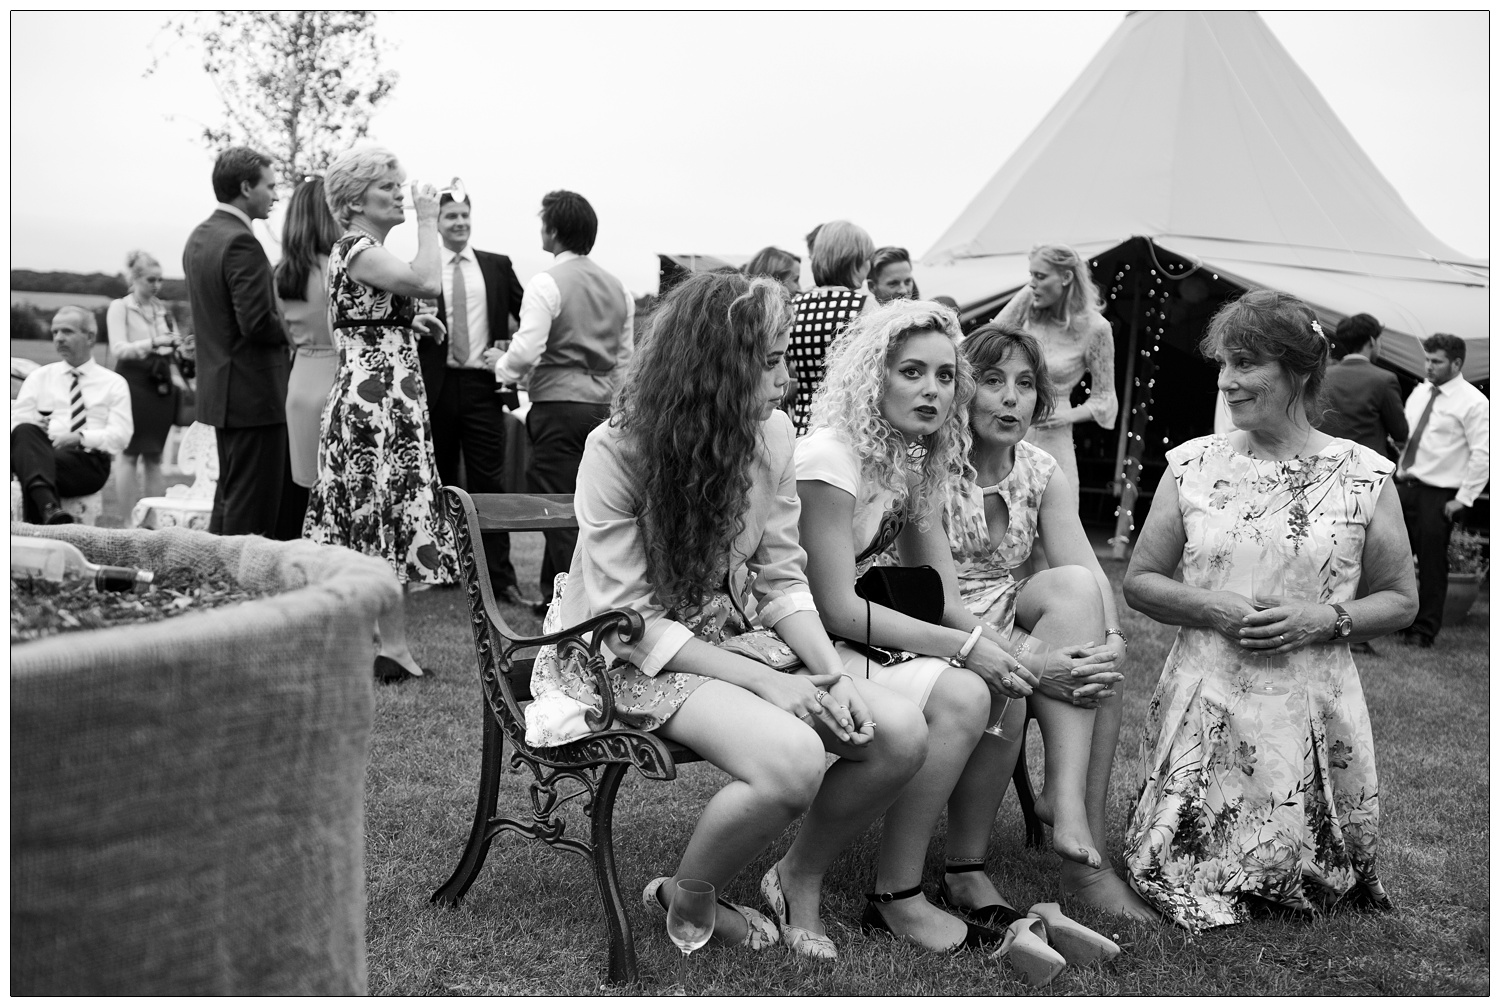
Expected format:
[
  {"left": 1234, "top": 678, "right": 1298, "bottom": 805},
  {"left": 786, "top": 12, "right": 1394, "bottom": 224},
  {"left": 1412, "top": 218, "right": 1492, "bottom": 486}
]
[{"left": 182, "top": 146, "right": 290, "bottom": 536}]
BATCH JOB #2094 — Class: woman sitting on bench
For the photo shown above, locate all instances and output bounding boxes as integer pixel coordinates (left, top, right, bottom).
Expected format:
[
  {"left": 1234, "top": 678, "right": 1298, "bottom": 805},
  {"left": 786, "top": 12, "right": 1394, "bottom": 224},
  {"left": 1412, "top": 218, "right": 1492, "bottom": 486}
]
[{"left": 552, "top": 271, "right": 926, "bottom": 959}]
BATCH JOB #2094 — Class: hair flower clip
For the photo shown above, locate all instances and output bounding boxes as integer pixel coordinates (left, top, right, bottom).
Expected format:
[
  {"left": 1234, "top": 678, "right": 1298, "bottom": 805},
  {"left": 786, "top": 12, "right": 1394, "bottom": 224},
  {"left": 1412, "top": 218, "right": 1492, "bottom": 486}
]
[{"left": 1310, "top": 319, "right": 1327, "bottom": 342}]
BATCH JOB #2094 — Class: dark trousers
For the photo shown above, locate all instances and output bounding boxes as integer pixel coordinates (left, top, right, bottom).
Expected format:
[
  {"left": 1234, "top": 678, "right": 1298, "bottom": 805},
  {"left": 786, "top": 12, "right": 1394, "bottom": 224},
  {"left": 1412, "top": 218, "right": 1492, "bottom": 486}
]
[
  {"left": 10, "top": 423, "right": 111, "bottom": 521},
  {"left": 432, "top": 368, "right": 518, "bottom": 593},
  {"left": 211, "top": 424, "right": 286, "bottom": 537},
  {"left": 274, "top": 446, "right": 310, "bottom": 542},
  {"left": 526, "top": 400, "right": 611, "bottom": 602},
  {"left": 1397, "top": 478, "right": 1457, "bottom": 641}
]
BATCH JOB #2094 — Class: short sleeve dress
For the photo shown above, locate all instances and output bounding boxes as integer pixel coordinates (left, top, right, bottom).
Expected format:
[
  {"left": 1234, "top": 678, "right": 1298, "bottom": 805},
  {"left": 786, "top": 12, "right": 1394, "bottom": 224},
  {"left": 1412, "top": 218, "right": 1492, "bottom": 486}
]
[
  {"left": 1123, "top": 435, "right": 1394, "bottom": 931},
  {"left": 788, "top": 287, "right": 866, "bottom": 435},
  {"left": 302, "top": 233, "right": 455, "bottom": 585}
]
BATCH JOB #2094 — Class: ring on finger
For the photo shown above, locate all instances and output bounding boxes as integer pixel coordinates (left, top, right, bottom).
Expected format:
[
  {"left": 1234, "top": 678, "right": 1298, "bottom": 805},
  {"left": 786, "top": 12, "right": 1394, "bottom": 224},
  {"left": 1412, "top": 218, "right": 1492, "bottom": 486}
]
[{"left": 813, "top": 689, "right": 829, "bottom": 704}]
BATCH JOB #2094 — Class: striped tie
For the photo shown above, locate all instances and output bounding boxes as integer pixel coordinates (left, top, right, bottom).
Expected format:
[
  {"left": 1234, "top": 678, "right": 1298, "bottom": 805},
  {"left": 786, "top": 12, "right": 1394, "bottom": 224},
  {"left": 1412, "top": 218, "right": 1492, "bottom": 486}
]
[{"left": 69, "top": 369, "right": 86, "bottom": 433}]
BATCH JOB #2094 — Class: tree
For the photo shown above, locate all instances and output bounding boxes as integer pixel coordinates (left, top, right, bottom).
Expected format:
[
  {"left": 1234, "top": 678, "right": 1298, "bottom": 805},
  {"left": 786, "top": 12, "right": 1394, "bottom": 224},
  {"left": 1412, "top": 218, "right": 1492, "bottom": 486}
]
[{"left": 147, "top": 11, "right": 398, "bottom": 182}]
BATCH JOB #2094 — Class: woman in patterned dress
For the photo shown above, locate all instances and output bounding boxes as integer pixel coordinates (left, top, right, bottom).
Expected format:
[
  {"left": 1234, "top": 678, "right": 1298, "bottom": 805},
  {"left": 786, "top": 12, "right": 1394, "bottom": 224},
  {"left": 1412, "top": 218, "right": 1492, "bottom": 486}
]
[
  {"left": 995, "top": 243, "right": 1117, "bottom": 514},
  {"left": 304, "top": 145, "right": 454, "bottom": 683},
  {"left": 554, "top": 272, "right": 925, "bottom": 959},
  {"left": 1122, "top": 290, "right": 1417, "bottom": 931},
  {"left": 786, "top": 220, "right": 874, "bottom": 435},
  {"left": 942, "top": 322, "right": 1155, "bottom": 924}
]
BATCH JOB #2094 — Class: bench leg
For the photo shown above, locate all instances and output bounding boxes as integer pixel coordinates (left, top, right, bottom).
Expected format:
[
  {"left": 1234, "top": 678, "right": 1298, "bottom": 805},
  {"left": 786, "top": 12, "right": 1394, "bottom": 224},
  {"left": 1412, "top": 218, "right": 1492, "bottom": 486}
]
[
  {"left": 590, "top": 762, "right": 638, "bottom": 986},
  {"left": 1011, "top": 717, "right": 1046, "bottom": 850},
  {"left": 431, "top": 702, "right": 507, "bottom": 907}
]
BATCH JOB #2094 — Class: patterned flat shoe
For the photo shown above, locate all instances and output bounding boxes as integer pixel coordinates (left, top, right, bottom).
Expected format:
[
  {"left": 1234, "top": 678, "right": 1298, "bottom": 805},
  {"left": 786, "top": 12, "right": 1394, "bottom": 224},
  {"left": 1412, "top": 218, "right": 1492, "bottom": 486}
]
[
  {"left": 761, "top": 862, "right": 836, "bottom": 959},
  {"left": 642, "top": 876, "right": 778, "bottom": 951},
  {"left": 1026, "top": 902, "right": 1121, "bottom": 966}
]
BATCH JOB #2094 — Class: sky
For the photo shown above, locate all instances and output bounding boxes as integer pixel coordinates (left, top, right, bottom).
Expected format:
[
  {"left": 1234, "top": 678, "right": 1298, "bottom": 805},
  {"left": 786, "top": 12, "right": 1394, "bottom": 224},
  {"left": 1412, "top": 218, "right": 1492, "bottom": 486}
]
[{"left": 7, "top": 11, "right": 1490, "bottom": 296}]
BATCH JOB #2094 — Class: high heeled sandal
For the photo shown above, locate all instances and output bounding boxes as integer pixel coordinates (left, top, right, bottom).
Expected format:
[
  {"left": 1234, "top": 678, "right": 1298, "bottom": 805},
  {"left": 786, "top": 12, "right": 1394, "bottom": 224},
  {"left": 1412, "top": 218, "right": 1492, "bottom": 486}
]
[
  {"left": 936, "top": 862, "right": 1028, "bottom": 929},
  {"left": 860, "top": 884, "right": 1002, "bottom": 954},
  {"left": 994, "top": 916, "right": 1067, "bottom": 986},
  {"left": 642, "top": 876, "right": 778, "bottom": 951},
  {"left": 761, "top": 862, "right": 836, "bottom": 959},
  {"left": 1025, "top": 902, "right": 1121, "bottom": 965}
]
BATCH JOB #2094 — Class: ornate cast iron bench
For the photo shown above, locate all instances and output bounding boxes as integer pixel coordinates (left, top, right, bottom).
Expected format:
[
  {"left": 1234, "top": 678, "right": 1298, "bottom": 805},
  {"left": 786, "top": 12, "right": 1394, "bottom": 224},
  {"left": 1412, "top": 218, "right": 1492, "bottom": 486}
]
[{"left": 430, "top": 487, "right": 703, "bottom": 986}]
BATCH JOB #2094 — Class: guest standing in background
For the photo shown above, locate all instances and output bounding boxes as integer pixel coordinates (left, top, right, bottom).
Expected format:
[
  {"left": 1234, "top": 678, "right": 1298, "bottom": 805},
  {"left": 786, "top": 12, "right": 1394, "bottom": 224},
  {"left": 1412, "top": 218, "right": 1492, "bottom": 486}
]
[
  {"left": 182, "top": 146, "right": 291, "bottom": 536},
  {"left": 422, "top": 187, "right": 533, "bottom": 607},
  {"left": 106, "top": 250, "right": 182, "bottom": 513},
  {"left": 303, "top": 145, "right": 453, "bottom": 683},
  {"left": 1316, "top": 313, "right": 1408, "bottom": 459},
  {"left": 996, "top": 244, "right": 1116, "bottom": 514},
  {"left": 866, "top": 246, "right": 915, "bottom": 305},
  {"left": 745, "top": 246, "right": 802, "bottom": 300},
  {"left": 787, "top": 220, "right": 874, "bottom": 435},
  {"left": 1394, "top": 333, "right": 1489, "bottom": 649},
  {"left": 483, "top": 190, "right": 634, "bottom": 615},
  {"left": 273, "top": 176, "right": 342, "bottom": 540}
]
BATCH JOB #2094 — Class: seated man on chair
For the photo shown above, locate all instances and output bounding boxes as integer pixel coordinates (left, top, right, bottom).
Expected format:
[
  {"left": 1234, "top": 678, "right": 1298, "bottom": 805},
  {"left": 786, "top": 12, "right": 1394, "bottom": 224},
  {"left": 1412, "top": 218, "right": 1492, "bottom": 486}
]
[{"left": 11, "top": 306, "right": 133, "bottom": 524}]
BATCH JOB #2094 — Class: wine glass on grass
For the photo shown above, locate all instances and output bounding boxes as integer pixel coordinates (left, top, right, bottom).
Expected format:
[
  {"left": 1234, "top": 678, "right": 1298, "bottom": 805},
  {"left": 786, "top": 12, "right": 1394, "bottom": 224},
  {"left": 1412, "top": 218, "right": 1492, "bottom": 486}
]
[{"left": 665, "top": 878, "right": 716, "bottom": 996}]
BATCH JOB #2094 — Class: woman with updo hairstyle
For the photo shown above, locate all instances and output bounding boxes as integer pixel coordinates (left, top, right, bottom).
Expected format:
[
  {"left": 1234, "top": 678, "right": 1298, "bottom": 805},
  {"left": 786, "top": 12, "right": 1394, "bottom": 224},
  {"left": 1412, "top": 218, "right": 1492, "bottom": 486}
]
[
  {"left": 1122, "top": 289, "right": 1417, "bottom": 931},
  {"left": 744, "top": 245, "right": 802, "bottom": 299},
  {"left": 302, "top": 144, "right": 452, "bottom": 683},
  {"left": 786, "top": 220, "right": 875, "bottom": 435},
  {"left": 551, "top": 271, "right": 926, "bottom": 960},
  {"left": 995, "top": 243, "right": 1117, "bottom": 513},
  {"left": 106, "top": 250, "right": 183, "bottom": 510},
  {"left": 274, "top": 176, "right": 343, "bottom": 534}
]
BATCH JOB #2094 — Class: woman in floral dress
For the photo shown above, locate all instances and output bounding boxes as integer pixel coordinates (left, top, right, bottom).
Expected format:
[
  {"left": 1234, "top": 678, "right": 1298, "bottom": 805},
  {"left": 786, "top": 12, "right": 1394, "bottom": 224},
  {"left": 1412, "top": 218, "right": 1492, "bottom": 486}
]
[
  {"left": 1122, "top": 290, "right": 1417, "bottom": 931},
  {"left": 304, "top": 145, "right": 455, "bottom": 682}
]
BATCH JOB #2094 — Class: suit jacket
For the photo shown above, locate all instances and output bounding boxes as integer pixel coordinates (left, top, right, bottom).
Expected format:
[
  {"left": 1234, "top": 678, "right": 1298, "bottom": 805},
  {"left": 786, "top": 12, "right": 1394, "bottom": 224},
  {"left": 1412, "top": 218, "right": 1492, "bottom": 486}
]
[
  {"left": 418, "top": 248, "right": 525, "bottom": 402},
  {"left": 182, "top": 210, "right": 290, "bottom": 428},
  {"left": 1316, "top": 355, "right": 1409, "bottom": 457}
]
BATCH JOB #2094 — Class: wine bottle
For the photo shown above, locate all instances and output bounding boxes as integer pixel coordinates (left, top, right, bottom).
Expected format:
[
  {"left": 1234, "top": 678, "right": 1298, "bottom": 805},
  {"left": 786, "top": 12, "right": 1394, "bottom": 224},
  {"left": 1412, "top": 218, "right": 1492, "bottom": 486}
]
[{"left": 11, "top": 536, "right": 155, "bottom": 592}]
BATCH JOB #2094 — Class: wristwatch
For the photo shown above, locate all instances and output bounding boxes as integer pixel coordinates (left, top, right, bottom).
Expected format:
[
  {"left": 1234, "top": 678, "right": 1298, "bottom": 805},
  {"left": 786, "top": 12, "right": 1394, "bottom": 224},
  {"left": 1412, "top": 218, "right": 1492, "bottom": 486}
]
[{"left": 1329, "top": 604, "right": 1353, "bottom": 640}]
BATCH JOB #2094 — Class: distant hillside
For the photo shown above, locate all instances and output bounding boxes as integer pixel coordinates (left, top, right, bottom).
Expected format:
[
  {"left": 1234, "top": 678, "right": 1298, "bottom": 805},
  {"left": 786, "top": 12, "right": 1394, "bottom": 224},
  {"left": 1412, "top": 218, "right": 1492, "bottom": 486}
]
[{"left": 12, "top": 269, "right": 188, "bottom": 302}]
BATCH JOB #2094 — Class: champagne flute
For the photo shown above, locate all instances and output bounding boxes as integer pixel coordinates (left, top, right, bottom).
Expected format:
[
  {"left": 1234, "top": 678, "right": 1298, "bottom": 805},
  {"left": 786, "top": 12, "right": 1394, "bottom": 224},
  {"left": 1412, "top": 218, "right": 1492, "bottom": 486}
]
[
  {"left": 665, "top": 878, "right": 716, "bottom": 996},
  {"left": 1250, "top": 565, "right": 1287, "bottom": 670}
]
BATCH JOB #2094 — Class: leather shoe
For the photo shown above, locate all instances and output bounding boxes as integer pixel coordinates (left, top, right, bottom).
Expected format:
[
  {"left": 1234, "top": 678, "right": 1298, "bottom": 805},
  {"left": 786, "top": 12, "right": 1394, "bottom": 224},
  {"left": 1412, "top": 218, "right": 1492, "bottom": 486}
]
[
  {"left": 1396, "top": 630, "right": 1434, "bottom": 649},
  {"left": 495, "top": 584, "right": 539, "bottom": 608},
  {"left": 40, "top": 501, "right": 74, "bottom": 525}
]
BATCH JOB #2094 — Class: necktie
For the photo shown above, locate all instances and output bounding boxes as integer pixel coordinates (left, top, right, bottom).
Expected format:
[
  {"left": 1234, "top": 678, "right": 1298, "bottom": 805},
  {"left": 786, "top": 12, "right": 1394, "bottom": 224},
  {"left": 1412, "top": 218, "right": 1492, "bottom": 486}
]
[
  {"left": 1399, "top": 385, "right": 1439, "bottom": 473},
  {"left": 68, "top": 369, "right": 86, "bottom": 433},
  {"left": 449, "top": 256, "right": 470, "bottom": 367}
]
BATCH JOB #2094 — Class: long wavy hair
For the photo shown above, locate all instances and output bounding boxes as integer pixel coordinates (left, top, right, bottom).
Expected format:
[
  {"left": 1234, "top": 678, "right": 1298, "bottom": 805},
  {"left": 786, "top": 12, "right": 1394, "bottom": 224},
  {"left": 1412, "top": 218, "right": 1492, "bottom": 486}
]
[
  {"left": 808, "top": 299, "right": 976, "bottom": 528},
  {"left": 1025, "top": 242, "right": 1103, "bottom": 331},
  {"left": 614, "top": 271, "right": 792, "bottom": 613},
  {"left": 275, "top": 177, "right": 342, "bottom": 301}
]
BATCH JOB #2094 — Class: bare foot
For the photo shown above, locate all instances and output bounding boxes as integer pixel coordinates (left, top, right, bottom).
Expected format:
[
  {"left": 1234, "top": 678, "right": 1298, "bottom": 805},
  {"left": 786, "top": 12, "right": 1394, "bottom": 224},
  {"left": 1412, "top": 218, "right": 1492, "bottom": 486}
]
[
  {"left": 941, "top": 866, "right": 1015, "bottom": 914},
  {"left": 1032, "top": 792, "right": 1055, "bottom": 826},
  {"left": 1062, "top": 863, "right": 1161, "bottom": 923},
  {"left": 1037, "top": 788, "right": 1100, "bottom": 867}
]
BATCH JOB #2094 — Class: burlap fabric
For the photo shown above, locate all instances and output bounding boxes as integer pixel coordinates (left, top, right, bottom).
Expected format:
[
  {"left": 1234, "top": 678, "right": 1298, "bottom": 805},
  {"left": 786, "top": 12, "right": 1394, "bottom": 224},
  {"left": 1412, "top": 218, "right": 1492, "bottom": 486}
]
[{"left": 10, "top": 522, "right": 399, "bottom": 996}]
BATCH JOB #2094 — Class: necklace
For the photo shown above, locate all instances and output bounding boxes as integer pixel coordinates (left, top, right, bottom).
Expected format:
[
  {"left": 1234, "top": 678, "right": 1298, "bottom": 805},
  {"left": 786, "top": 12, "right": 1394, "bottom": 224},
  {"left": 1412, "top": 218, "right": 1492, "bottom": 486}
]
[{"left": 348, "top": 224, "right": 383, "bottom": 245}]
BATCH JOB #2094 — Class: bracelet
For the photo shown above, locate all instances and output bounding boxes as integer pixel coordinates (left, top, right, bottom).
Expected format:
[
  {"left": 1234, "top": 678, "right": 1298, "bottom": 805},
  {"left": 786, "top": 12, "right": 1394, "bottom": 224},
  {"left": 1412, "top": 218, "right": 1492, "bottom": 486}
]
[
  {"left": 951, "top": 626, "right": 984, "bottom": 667},
  {"left": 1105, "top": 627, "right": 1129, "bottom": 646}
]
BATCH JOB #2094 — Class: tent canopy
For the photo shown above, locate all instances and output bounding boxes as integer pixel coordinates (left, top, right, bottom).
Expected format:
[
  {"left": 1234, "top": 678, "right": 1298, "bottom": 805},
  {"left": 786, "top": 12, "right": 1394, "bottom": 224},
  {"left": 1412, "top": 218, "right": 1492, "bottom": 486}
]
[{"left": 918, "top": 11, "right": 1488, "bottom": 379}]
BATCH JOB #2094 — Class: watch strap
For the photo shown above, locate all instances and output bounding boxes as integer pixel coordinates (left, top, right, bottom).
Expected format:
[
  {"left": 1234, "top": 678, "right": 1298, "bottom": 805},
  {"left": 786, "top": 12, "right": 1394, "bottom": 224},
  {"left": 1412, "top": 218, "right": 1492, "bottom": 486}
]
[{"left": 1330, "top": 603, "right": 1352, "bottom": 639}]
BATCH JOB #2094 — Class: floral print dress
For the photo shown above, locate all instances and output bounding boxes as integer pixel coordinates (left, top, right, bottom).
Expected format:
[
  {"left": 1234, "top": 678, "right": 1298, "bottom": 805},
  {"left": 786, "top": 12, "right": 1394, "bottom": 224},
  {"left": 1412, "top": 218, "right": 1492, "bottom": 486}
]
[
  {"left": 1124, "top": 435, "right": 1394, "bottom": 931},
  {"left": 302, "top": 233, "right": 455, "bottom": 585}
]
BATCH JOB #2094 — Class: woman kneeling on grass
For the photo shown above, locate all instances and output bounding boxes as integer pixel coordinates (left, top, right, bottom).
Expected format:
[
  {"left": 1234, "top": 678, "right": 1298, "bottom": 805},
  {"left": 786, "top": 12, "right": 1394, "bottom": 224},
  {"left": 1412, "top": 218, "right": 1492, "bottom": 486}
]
[
  {"left": 553, "top": 271, "right": 927, "bottom": 959},
  {"left": 942, "top": 322, "right": 1154, "bottom": 925},
  {"left": 794, "top": 301, "right": 1119, "bottom": 984}
]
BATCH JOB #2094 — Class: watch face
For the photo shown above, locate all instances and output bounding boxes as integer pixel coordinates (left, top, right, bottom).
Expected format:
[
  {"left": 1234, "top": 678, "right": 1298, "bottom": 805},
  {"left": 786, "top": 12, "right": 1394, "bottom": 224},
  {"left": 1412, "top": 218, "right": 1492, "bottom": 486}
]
[{"left": 1337, "top": 617, "right": 1353, "bottom": 637}]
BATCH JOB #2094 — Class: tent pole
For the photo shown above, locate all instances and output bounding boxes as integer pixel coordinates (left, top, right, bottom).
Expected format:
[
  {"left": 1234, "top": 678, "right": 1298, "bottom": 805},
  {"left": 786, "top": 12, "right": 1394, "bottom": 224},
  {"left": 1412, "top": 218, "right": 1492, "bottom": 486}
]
[
  {"left": 1111, "top": 271, "right": 1155, "bottom": 559},
  {"left": 1112, "top": 277, "right": 1142, "bottom": 496}
]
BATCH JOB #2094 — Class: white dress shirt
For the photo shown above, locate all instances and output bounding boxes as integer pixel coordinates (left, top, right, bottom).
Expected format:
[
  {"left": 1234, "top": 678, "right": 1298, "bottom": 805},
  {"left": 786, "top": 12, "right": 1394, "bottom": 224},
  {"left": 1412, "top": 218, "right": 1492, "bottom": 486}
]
[
  {"left": 492, "top": 251, "right": 634, "bottom": 386},
  {"left": 442, "top": 246, "right": 491, "bottom": 369},
  {"left": 1400, "top": 373, "right": 1490, "bottom": 506},
  {"left": 12, "top": 358, "right": 134, "bottom": 455}
]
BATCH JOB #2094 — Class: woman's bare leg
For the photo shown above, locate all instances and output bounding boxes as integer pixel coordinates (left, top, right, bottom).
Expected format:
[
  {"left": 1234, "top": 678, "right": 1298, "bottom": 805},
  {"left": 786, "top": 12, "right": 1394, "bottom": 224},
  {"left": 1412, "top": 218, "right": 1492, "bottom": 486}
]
[
  {"left": 140, "top": 452, "right": 165, "bottom": 499},
  {"left": 375, "top": 585, "right": 423, "bottom": 676}
]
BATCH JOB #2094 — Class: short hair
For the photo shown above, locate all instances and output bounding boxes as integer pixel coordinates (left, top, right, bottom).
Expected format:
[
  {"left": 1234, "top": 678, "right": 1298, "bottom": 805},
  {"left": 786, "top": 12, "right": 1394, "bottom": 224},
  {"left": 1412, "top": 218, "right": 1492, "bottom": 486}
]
[
  {"left": 1199, "top": 289, "right": 1330, "bottom": 423},
  {"left": 1334, "top": 312, "right": 1382, "bottom": 357},
  {"left": 52, "top": 305, "right": 97, "bottom": 337},
  {"left": 869, "top": 246, "right": 912, "bottom": 283},
  {"left": 211, "top": 146, "right": 273, "bottom": 204},
  {"left": 540, "top": 190, "right": 598, "bottom": 255},
  {"left": 1028, "top": 243, "right": 1103, "bottom": 327},
  {"left": 324, "top": 145, "right": 403, "bottom": 228},
  {"left": 961, "top": 322, "right": 1056, "bottom": 424},
  {"left": 811, "top": 220, "right": 875, "bottom": 288},
  {"left": 123, "top": 250, "right": 161, "bottom": 284},
  {"left": 1422, "top": 332, "right": 1466, "bottom": 363},
  {"left": 804, "top": 224, "right": 824, "bottom": 257},
  {"left": 744, "top": 246, "right": 800, "bottom": 281}
]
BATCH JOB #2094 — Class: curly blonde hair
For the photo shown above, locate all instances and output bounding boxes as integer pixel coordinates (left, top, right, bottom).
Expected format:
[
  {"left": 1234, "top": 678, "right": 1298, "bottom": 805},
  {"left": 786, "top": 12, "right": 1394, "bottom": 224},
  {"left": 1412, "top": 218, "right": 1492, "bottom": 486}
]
[{"left": 808, "top": 299, "right": 975, "bottom": 527}]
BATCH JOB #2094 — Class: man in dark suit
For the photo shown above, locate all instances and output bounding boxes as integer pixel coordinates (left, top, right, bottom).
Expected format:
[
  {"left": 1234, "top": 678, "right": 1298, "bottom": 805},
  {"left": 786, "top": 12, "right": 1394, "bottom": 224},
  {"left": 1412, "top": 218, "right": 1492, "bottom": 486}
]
[
  {"left": 1316, "top": 313, "right": 1408, "bottom": 459},
  {"left": 182, "top": 146, "right": 290, "bottom": 536},
  {"left": 418, "top": 189, "right": 534, "bottom": 606}
]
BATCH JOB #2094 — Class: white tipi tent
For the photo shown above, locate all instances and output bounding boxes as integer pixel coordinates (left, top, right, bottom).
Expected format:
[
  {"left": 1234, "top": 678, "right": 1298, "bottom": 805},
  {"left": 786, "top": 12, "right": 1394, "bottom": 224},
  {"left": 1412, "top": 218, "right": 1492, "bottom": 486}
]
[{"left": 918, "top": 10, "right": 1488, "bottom": 380}]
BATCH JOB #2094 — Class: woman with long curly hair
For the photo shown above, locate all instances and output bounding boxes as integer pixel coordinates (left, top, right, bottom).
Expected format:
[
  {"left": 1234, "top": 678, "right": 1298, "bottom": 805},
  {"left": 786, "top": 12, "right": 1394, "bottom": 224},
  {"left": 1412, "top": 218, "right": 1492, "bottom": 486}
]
[
  {"left": 552, "top": 270, "right": 926, "bottom": 960},
  {"left": 795, "top": 301, "right": 1095, "bottom": 982}
]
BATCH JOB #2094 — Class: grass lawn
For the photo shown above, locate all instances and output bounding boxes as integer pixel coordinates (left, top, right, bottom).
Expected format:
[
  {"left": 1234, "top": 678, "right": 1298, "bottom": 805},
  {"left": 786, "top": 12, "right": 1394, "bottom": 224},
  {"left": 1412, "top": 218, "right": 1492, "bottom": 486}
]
[{"left": 369, "top": 534, "right": 1488, "bottom": 995}]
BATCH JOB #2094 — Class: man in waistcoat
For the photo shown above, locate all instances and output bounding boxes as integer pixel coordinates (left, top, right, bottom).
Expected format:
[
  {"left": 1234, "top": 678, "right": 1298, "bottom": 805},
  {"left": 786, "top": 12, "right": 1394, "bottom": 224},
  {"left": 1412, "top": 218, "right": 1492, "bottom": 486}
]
[{"left": 484, "top": 190, "right": 634, "bottom": 613}]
